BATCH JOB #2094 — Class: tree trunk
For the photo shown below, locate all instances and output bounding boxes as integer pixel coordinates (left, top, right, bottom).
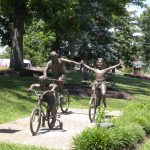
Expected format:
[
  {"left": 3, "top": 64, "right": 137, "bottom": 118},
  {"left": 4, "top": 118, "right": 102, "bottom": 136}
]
[{"left": 9, "top": 3, "right": 25, "bottom": 71}]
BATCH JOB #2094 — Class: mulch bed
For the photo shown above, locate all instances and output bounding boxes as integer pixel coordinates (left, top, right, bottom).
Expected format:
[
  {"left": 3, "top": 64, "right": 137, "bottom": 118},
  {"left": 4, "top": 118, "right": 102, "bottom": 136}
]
[
  {"left": 0, "top": 68, "right": 43, "bottom": 76},
  {"left": 124, "top": 73, "right": 150, "bottom": 80},
  {"left": 64, "top": 85, "right": 134, "bottom": 101}
]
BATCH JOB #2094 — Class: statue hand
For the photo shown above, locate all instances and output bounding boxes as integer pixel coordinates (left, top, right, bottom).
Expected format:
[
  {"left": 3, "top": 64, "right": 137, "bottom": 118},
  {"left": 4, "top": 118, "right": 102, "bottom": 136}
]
[
  {"left": 119, "top": 60, "right": 123, "bottom": 66},
  {"left": 27, "top": 88, "right": 32, "bottom": 92},
  {"left": 39, "top": 75, "right": 47, "bottom": 80},
  {"left": 80, "top": 60, "right": 84, "bottom": 66}
]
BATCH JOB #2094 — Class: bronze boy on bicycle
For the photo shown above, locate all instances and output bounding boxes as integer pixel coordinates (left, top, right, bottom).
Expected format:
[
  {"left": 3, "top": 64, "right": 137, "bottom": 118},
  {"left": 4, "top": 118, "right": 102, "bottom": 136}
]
[{"left": 29, "top": 51, "right": 81, "bottom": 128}]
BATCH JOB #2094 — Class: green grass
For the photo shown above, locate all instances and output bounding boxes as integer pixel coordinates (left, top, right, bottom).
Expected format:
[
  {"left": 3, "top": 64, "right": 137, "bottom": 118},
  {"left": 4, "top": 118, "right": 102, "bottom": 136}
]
[
  {"left": 111, "top": 75, "right": 150, "bottom": 103},
  {"left": 0, "top": 72, "right": 149, "bottom": 124},
  {"left": 0, "top": 142, "right": 49, "bottom": 150},
  {"left": 141, "top": 140, "right": 150, "bottom": 150},
  {"left": 0, "top": 76, "right": 37, "bottom": 123}
]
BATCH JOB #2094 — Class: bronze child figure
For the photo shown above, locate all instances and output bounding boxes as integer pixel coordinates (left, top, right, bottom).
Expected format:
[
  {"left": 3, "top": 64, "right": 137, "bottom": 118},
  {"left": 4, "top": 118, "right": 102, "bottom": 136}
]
[{"left": 81, "top": 58, "right": 121, "bottom": 108}]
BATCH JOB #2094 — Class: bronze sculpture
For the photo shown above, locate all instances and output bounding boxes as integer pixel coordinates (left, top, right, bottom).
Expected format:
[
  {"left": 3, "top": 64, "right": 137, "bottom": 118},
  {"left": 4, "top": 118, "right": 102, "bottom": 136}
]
[
  {"left": 81, "top": 58, "right": 121, "bottom": 108},
  {"left": 29, "top": 51, "right": 80, "bottom": 127}
]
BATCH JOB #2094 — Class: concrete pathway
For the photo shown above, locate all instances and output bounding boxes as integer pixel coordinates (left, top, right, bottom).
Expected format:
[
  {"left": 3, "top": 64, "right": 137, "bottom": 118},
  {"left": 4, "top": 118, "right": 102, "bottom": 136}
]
[{"left": 0, "top": 108, "right": 122, "bottom": 150}]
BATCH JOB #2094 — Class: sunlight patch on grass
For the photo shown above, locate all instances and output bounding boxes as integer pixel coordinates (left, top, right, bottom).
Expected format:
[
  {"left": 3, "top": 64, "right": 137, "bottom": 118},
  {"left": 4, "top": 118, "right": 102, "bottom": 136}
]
[{"left": 0, "top": 142, "right": 49, "bottom": 150}]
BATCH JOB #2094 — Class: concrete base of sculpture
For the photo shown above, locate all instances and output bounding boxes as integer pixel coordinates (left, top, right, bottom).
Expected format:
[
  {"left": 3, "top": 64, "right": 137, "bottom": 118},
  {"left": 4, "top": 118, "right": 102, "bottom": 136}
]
[{"left": 97, "top": 122, "right": 114, "bottom": 128}]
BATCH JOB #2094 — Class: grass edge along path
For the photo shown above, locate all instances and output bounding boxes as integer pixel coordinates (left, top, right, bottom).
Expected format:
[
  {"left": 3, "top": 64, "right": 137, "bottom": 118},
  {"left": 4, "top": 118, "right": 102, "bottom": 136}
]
[{"left": 0, "top": 142, "right": 50, "bottom": 150}]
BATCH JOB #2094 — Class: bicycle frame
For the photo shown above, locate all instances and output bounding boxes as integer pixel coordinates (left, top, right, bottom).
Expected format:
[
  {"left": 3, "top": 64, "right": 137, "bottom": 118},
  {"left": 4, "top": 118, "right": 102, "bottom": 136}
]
[{"left": 82, "top": 80, "right": 100, "bottom": 122}]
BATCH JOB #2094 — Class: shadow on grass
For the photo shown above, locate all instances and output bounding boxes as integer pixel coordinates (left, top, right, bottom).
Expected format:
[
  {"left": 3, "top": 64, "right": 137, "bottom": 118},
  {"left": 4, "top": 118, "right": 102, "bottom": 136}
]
[
  {"left": 112, "top": 75, "right": 150, "bottom": 96},
  {"left": 0, "top": 76, "right": 37, "bottom": 104}
]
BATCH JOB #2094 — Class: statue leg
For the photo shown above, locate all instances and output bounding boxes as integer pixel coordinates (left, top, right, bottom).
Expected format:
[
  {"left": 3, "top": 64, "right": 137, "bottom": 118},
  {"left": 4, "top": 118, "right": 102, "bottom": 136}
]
[
  {"left": 51, "top": 84, "right": 59, "bottom": 92},
  {"left": 97, "top": 89, "right": 102, "bottom": 107},
  {"left": 50, "top": 106, "right": 57, "bottom": 128},
  {"left": 58, "top": 75, "right": 65, "bottom": 94},
  {"left": 101, "top": 82, "right": 107, "bottom": 108}
]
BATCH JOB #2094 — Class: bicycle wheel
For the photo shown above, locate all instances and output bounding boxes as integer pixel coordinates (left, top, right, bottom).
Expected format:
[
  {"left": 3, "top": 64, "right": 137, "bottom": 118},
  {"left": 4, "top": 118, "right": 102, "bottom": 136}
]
[
  {"left": 89, "top": 97, "right": 97, "bottom": 123},
  {"left": 30, "top": 107, "right": 41, "bottom": 136},
  {"left": 60, "top": 89, "right": 70, "bottom": 113}
]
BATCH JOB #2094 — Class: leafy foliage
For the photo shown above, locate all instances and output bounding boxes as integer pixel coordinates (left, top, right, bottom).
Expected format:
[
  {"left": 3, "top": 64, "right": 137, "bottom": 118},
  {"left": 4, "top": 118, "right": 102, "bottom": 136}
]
[
  {"left": 0, "top": 0, "right": 146, "bottom": 69},
  {"left": 24, "top": 19, "right": 56, "bottom": 66},
  {"left": 139, "top": 6, "right": 150, "bottom": 62},
  {"left": 73, "top": 123, "right": 145, "bottom": 150}
]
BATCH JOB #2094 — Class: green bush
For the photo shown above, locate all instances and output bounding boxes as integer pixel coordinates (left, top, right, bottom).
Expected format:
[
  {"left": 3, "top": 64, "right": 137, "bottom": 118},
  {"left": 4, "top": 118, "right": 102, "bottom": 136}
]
[
  {"left": 110, "top": 124, "right": 145, "bottom": 149},
  {"left": 112, "top": 102, "right": 150, "bottom": 135},
  {"left": 73, "top": 127, "right": 110, "bottom": 150},
  {"left": 141, "top": 140, "right": 150, "bottom": 150},
  {"left": 73, "top": 123, "right": 145, "bottom": 150},
  {"left": 95, "top": 106, "right": 106, "bottom": 124}
]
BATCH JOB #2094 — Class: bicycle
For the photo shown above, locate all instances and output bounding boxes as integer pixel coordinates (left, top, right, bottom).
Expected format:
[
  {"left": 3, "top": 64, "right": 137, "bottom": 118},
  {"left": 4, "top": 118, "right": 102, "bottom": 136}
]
[
  {"left": 29, "top": 78, "right": 70, "bottom": 135},
  {"left": 38, "top": 77, "right": 70, "bottom": 113},
  {"left": 82, "top": 80, "right": 105, "bottom": 123},
  {"left": 29, "top": 89, "right": 63, "bottom": 136}
]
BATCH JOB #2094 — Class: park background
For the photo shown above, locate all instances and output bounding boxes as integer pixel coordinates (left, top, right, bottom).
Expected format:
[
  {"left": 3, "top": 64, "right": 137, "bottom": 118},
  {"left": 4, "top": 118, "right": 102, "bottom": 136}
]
[{"left": 0, "top": 0, "right": 150, "bottom": 150}]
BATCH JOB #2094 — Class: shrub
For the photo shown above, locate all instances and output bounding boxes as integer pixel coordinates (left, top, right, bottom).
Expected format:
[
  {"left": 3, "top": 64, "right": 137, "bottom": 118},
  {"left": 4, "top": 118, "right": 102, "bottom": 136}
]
[
  {"left": 109, "top": 123, "right": 145, "bottom": 150},
  {"left": 111, "top": 103, "right": 150, "bottom": 136},
  {"left": 72, "top": 123, "right": 145, "bottom": 150},
  {"left": 73, "top": 127, "right": 110, "bottom": 150},
  {"left": 141, "top": 140, "right": 150, "bottom": 150},
  {"left": 95, "top": 106, "right": 106, "bottom": 124}
]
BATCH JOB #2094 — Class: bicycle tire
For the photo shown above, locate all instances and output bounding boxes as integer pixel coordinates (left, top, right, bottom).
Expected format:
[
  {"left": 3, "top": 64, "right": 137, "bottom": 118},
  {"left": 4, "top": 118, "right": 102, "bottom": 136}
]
[
  {"left": 89, "top": 97, "right": 97, "bottom": 123},
  {"left": 59, "top": 122, "right": 63, "bottom": 130},
  {"left": 30, "top": 107, "right": 41, "bottom": 136},
  {"left": 60, "top": 89, "right": 70, "bottom": 113}
]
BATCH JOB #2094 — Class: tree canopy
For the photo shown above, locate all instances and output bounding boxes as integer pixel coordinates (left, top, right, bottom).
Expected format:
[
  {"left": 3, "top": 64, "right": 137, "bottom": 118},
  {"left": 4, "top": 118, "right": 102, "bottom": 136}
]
[
  {"left": 0, "top": 0, "right": 146, "bottom": 69},
  {"left": 139, "top": 6, "right": 150, "bottom": 63}
]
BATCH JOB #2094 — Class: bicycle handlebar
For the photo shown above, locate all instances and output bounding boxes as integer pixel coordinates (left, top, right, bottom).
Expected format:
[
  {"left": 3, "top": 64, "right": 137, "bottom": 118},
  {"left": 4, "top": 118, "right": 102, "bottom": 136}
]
[
  {"left": 81, "top": 80, "right": 104, "bottom": 86},
  {"left": 28, "top": 89, "right": 44, "bottom": 96},
  {"left": 38, "top": 76, "right": 64, "bottom": 83},
  {"left": 81, "top": 80, "right": 92, "bottom": 84}
]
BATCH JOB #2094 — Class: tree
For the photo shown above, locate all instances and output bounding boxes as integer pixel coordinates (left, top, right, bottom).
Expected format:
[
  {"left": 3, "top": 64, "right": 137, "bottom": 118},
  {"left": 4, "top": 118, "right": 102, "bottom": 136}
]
[
  {"left": 24, "top": 19, "right": 56, "bottom": 66},
  {"left": 139, "top": 6, "right": 150, "bottom": 62},
  {"left": 0, "top": 0, "right": 27, "bottom": 70},
  {"left": 0, "top": 0, "right": 145, "bottom": 70},
  {"left": 0, "top": 0, "right": 80, "bottom": 69},
  {"left": 67, "top": 0, "right": 131, "bottom": 66}
]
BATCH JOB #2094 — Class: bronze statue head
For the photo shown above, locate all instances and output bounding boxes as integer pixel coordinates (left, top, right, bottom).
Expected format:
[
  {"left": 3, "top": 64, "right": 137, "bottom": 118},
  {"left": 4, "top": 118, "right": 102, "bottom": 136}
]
[
  {"left": 50, "top": 51, "right": 58, "bottom": 62},
  {"left": 96, "top": 58, "right": 103, "bottom": 69}
]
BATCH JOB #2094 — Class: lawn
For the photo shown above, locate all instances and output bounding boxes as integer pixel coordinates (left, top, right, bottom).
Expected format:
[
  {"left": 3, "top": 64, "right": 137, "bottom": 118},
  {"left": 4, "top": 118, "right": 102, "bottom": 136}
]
[
  {"left": 0, "top": 72, "right": 149, "bottom": 124},
  {"left": 0, "top": 142, "right": 49, "bottom": 150},
  {"left": 0, "top": 71, "right": 150, "bottom": 149}
]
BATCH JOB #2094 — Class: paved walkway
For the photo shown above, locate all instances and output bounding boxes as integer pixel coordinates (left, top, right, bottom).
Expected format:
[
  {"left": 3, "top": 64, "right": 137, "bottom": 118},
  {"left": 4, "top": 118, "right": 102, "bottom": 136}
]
[{"left": 0, "top": 108, "right": 122, "bottom": 150}]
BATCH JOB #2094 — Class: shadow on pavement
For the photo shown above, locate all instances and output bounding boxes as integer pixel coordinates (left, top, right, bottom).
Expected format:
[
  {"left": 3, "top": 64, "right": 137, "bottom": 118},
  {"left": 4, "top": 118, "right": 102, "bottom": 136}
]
[
  {"left": 35, "top": 128, "right": 67, "bottom": 136},
  {"left": 60, "top": 110, "right": 88, "bottom": 116},
  {"left": 0, "top": 128, "right": 21, "bottom": 134}
]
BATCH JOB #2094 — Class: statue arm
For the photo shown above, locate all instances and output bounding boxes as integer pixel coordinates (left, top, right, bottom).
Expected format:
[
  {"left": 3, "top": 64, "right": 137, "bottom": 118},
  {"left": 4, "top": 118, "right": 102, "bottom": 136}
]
[
  {"left": 28, "top": 83, "right": 40, "bottom": 91},
  {"left": 43, "top": 61, "right": 52, "bottom": 77},
  {"left": 103, "top": 62, "right": 121, "bottom": 73},
  {"left": 82, "top": 63, "right": 96, "bottom": 72},
  {"left": 61, "top": 58, "right": 81, "bottom": 65}
]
